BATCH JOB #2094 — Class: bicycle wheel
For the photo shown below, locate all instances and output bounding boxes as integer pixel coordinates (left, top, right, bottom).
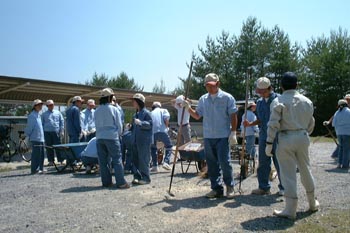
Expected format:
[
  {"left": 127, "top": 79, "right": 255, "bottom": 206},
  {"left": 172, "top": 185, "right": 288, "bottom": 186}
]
[
  {"left": 19, "top": 140, "right": 32, "bottom": 162},
  {"left": 1, "top": 140, "right": 15, "bottom": 163}
]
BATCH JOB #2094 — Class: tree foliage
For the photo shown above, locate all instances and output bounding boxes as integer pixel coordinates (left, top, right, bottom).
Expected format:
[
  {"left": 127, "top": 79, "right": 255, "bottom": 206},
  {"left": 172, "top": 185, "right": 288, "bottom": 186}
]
[
  {"left": 152, "top": 78, "right": 167, "bottom": 94},
  {"left": 85, "top": 72, "right": 143, "bottom": 91}
]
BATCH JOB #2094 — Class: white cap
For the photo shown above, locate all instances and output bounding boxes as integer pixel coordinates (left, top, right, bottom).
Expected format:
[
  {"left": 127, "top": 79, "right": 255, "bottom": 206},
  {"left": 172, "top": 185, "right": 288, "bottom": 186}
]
[
  {"left": 72, "top": 96, "right": 83, "bottom": 102},
  {"left": 344, "top": 94, "right": 350, "bottom": 99},
  {"left": 338, "top": 99, "right": 347, "bottom": 106},
  {"left": 87, "top": 99, "right": 95, "bottom": 105},
  {"left": 152, "top": 101, "right": 162, "bottom": 108},
  {"left": 247, "top": 101, "right": 256, "bottom": 108},
  {"left": 132, "top": 93, "right": 145, "bottom": 103},
  {"left": 176, "top": 95, "right": 184, "bottom": 104},
  {"left": 256, "top": 77, "right": 271, "bottom": 89},
  {"left": 204, "top": 73, "right": 219, "bottom": 86},
  {"left": 101, "top": 88, "right": 114, "bottom": 97},
  {"left": 46, "top": 99, "right": 54, "bottom": 105},
  {"left": 32, "top": 99, "right": 43, "bottom": 107}
]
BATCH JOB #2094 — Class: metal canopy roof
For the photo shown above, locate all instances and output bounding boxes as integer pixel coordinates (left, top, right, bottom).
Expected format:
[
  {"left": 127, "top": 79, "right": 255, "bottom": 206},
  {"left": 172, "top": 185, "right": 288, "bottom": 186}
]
[{"left": 0, "top": 75, "right": 176, "bottom": 108}]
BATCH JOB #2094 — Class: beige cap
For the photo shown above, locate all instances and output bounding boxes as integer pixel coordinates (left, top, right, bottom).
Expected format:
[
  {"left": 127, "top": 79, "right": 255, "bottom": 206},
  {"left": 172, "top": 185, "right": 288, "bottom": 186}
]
[
  {"left": 247, "top": 101, "right": 256, "bottom": 108},
  {"left": 344, "top": 94, "right": 350, "bottom": 99},
  {"left": 32, "top": 99, "right": 43, "bottom": 107},
  {"left": 256, "top": 77, "right": 271, "bottom": 89},
  {"left": 87, "top": 99, "right": 95, "bottom": 105},
  {"left": 133, "top": 93, "right": 145, "bottom": 103},
  {"left": 72, "top": 96, "right": 83, "bottom": 102},
  {"left": 204, "top": 73, "right": 219, "bottom": 86},
  {"left": 46, "top": 99, "right": 54, "bottom": 105},
  {"left": 152, "top": 101, "right": 162, "bottom": 108},
  {"left": 176, "top": 95, "right": 184, "bottom": 104},
  {"left": 338, "top": 99, "right": 348, "bottom": 106},
  {"left": 101, "top": 88, "right": 114, "bottom": 97}
]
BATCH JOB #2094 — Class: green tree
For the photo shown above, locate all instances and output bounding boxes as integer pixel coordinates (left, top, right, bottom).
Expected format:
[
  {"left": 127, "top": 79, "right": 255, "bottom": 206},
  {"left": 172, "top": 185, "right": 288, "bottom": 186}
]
[
  {"left": 152, "top": 78, "right": 167, "bottom": 94},
  {"left": 300, "top": 28, "right": 350, "bottom": 134},
  {"left": 85, "top": 72, "right": 143, "bottom": 91}
]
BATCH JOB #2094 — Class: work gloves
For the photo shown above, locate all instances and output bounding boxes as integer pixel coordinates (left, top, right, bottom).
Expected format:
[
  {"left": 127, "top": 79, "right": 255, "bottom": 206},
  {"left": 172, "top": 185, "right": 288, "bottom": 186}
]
[
  {"left": 182, "top": 100, "right": 191, "bottom": 110},
  {"left": 323, "top": 121, "right": 329, "bottom": 126},
  {"left": 265, "top": 143, "right": 273, "bottom": 157},
  {"left": 134, "top": 118, "right": 141, "bottom": 125},
  {"left": 229, "top": 131, "right": 238, "bottom": 145}
]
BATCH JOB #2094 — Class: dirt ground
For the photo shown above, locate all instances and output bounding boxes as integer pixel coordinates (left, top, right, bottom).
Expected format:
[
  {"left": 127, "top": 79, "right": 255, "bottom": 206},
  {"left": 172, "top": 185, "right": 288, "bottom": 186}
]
[{"left": 0, "top": 141, "right": 349, "bottom": 233}]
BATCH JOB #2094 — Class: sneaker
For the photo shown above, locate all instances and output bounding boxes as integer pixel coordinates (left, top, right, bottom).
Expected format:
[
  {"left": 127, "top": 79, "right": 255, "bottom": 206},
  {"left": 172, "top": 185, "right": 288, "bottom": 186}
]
[
  {"left": 251, "top": 188, "right": 271, "bottom": 195},
  {"left": 205, "top": 190, "right": 223, "bottom": 198},
  {"left": 162, "top": 163, "right": 172, "bottom": 170},
  {"left": 132, "top": 179, "right": 139, "bottom": 185},
  {"left": 278, "top": 189, "right": 285, "bottom": 196},
  {"left": 150, "top": 166, "right": 159, "bottom": 173},
  {"left": 85, "top": 165, "right": 92, "bottom": 174},
  {"left": 137, "top": 180, "right": 150, "bottom": 185},
  {"left": 226, "top": 186, "right": 236, "bottom": 199},
  {"left": 117, "top": 183, "right": 130, "bottom": 189},
  {"left": 47, "top": 162, "right": 54, "bottom": 166},
  {"left": 38, "top": 169, "right": 47, "bottom": 174}
]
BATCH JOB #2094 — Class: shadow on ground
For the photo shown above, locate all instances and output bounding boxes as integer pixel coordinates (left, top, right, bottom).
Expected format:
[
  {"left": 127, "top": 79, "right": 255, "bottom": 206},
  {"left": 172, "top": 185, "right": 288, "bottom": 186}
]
[{"left": 60, "top": 185, "right": 105, "bottom": 193}]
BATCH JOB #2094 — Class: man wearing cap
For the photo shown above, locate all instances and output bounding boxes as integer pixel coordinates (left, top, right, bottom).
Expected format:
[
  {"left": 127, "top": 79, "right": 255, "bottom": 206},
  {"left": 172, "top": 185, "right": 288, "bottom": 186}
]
[
  {"left": 66, "top": 96, "right": 83, "bottom": 143},
  {"left": 344, "top": 94, "right": 350, "bottom": 106},
  {"left": 332, "top": 99, "right": 350, "bottom": 169},
  {"left": 267, "top": 72, "right": 318, "bottom": 219},
  {"left": 130, "top": 93, "right": 153, "bottom": 185},
  {"left": 41, "top": 100, "right": 65, "bottom": 166},
  {"left": 81, "top": 99, "right": 96, "bottom": 142},
  {"left": 240, "top": 101, "right": 259, "bottom": 159},
  {"left": 25, "top": 99, "right": 46, "bottom": 174},
  {"left": 183, "top": 73, "right": 238, "bottom": 199},
  {"left": 94, "top": 88, "right": 129, "bottom": 188},
  {"left": 150, "top": 101, "right": 173, "bottom": 172},
  {"left": 243, "top": 77, "right": 284, "bottom": 195},
  {"left": 172, "top": 95, "right": 191, "bottom": 146}
]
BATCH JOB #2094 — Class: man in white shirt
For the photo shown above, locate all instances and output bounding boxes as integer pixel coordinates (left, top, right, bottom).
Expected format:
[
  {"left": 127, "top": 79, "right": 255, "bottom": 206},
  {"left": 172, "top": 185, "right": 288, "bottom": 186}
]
[{"left": 172, "top": 95, "right": 191, "bottom": 146}]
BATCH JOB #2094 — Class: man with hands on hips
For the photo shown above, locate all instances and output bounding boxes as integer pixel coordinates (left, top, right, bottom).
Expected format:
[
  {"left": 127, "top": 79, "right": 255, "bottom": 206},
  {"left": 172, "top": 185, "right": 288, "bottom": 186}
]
[{"left": 183, "top": 73, "right": 238, "bottom": 199}]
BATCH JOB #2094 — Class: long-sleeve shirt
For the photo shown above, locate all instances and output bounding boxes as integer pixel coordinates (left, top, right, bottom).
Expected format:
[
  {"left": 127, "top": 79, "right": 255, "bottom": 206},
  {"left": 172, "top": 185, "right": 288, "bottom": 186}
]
[
  {"left": 131, "top": 108, "right": 153, "bottom": 145},
  {"left": 66, "top": 104, "right": 81, "bottom": 136},
  {"left": 332, "top": 107, "right": 350, "bottom": 136},
  {"left": 196, "top": 89, "right": 237, "bottom": 138},
  {"left": 41, "top": 109, "right": 64, "bottom": 133},
  {"left": 24, "top": 110, "right": 44, "bottom": 142},
  {"left": 240, "top": 110, "right": 259, "bottom": 136},
  {"left": 82, "top": 108, "right": 95, "bottom": 131},
  {"left": 256, "top": 92, "right": 279, "bottom": 141},
  {"left": 94, "top": 104, "right": 123, "bottom": 140},
  {"left": 175, "top": 104, "right": 190, "bottom": 125},
  {"left": 151, "top": 107, "right": 170, "bottom": 133},
  {"left": 267, "top": 90, "right": 315, "bottom": 143}
]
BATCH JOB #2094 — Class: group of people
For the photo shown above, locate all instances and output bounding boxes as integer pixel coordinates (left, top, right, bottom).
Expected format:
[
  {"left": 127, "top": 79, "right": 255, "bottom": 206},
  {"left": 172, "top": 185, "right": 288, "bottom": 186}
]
[{"left": 25, "top": 70, "right": 329, "bottom": 220}]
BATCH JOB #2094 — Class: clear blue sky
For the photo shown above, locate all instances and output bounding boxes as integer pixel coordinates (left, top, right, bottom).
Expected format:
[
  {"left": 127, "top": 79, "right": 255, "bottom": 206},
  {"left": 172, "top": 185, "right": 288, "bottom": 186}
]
[{"left": 1, "top": 0, "right": 349, "bottom": 92}]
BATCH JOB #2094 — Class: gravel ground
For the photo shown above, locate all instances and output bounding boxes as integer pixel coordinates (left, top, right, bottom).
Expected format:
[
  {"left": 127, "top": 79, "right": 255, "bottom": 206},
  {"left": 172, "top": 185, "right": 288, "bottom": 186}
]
[{"left": 0, "top": 142, "right": 349, "bottom": 233}]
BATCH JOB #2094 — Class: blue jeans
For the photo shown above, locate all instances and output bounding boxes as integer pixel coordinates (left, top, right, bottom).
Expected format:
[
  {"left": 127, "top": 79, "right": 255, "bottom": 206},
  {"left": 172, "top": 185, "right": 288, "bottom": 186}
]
[
  {"left": 337, "top": 135, "right": 350, "bottom": 168},
  {"left": 151, "top": 132, "right": 173, "bottom": 166},
  {"left": 31, "top": 141, "right": 45, "bottom": 173},
  {"left": 204, "top": 138, "right": 234, "bottom": 192},
  {"left": 81, "top": 156, "right": 99, "bottom": 166},
  {"left": 132, "top": 143, "right": 151, "bottom": 182},
  {"left": 257, "top": 138, "right": 283, "bottom": 191},
  {"left": 44, "top": 131, "right": 62, "bottom": 162},
  {"left": 245, "top": 135, "right": 256, "bottom": 159},
  {"left": 332, "top": 145, "right": 339, "bottom": 158},
  {"left": 96, "top": 139, "right": 126, "bottom": 187}
]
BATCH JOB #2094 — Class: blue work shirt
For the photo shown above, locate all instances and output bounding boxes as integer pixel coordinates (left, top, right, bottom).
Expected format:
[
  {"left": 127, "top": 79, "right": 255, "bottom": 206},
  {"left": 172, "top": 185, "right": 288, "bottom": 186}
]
[
  {"left": 131, "top": 107, "right": 153, "bottom": 145},
  {"left": 25, "top": 110, "right": 44, "bottom": 142},
  {"left": 94, "top": 103, "right": 122, "bottom": 140},
  {"left": 332, "top": 107, "right": 350, "bottom": 136},
  {"left": 41, "top": 109, "right": 64, "bottom": 133},
  {"left": 82, "top": 108, "right": 95, "bottom": 131},
  {"left": 66, "top": 104, "right": 81, "bottom": 136},
  {"left": 115, "top": 104, "right": 125, "bottom": 125},
  {"left": 196, "top": 89, "right": 238, "bottom": 138},
  {"left": 81, "top": 137, "right": 98, "bottom": 158},
  {"left": 240, "top": 110, "right": 259, "bottom": 136},
  {"left": 256, "top": 92, "right": 279, "bottom": 140},
  {"left": 151, "top": 107, "right": 170, "bottom": 133}
]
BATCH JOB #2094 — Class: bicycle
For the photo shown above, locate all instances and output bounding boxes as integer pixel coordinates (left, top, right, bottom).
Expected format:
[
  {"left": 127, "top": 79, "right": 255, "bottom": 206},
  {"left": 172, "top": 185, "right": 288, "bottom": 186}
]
[{"left": 0, "top": 126, "right": 32, "bottom": 163}]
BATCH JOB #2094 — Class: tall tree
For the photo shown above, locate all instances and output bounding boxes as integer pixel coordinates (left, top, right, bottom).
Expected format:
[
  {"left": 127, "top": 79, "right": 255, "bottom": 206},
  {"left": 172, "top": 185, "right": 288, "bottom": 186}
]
[
  {"left": 85, "top": 72, "right": 143, "bottom": 91},
  {"left": 152, "top": 78, "right": 167, "bottom": 94}
]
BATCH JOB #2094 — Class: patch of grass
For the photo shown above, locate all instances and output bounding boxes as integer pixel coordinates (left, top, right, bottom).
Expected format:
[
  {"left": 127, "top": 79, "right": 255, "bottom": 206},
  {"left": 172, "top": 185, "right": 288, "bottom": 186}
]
[
  {"left": 0, "top": 164, "right": 30, "bottom": 173},
  {"left": 286, "top": 209, "right": 350, "bottom": 233},
  {"left": 0, "top": 166, "right": 12, "bottom": 173}
]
